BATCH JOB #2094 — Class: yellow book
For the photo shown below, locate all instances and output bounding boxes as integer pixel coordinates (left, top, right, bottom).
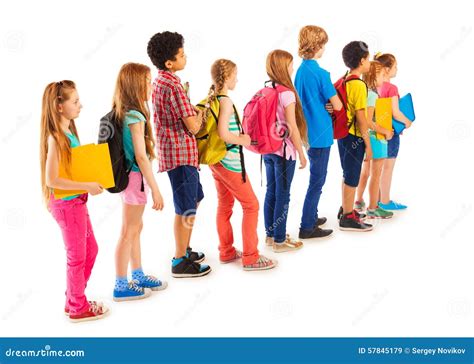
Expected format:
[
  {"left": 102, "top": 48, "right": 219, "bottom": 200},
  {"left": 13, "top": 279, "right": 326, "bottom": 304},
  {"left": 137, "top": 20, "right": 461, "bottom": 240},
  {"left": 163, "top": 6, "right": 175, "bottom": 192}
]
[
  {"left": 375, "top": 98, "right": 392, "bottom": 140},
  {"left": 53, "top": 143, "right": 115, "bottom": 199}
]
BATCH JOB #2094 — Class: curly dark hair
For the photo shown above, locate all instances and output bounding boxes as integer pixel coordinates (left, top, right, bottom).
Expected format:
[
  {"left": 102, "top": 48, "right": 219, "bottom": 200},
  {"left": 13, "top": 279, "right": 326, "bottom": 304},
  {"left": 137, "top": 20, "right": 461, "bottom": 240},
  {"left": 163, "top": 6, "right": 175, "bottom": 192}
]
[
  {"left": 147, "top": 31, "right": 184, "bottom": 70},
  {"left": 342, "top": 41, "right": 369, "bottom": 70}
]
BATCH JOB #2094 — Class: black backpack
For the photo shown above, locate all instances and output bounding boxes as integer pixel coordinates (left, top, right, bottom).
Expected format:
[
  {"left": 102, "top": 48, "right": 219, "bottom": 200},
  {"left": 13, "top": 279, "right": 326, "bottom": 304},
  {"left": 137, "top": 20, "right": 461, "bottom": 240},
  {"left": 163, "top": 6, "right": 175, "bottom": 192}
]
[{"left": 98, "top": 110, "right": 143, "bottom": 193}]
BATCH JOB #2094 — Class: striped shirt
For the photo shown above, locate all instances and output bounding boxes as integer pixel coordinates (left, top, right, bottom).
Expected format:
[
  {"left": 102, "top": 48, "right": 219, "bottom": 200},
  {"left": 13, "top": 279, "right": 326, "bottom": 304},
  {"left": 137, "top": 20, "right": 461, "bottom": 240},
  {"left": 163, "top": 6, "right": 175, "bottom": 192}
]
[{"left": 220, "top": 109, "right": 242, "bottom": 173}]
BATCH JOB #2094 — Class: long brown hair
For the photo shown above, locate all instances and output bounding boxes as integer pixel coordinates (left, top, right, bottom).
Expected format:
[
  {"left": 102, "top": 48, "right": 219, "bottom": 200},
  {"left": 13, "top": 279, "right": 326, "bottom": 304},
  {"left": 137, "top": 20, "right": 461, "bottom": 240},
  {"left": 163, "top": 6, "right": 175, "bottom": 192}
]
[
  {"left": 266, "top": 50, "right": 307, "bottom": 145},
  {"left": 112, "top": 62, "right": 155, "bottom": 159},
  {"left": 204, "top": 59, "right": 237, "bottom": 121},
  {"left": 374, "top": 53, "right": 396, "bottom": 69},
  {"left": 363, "top": 61, "right": 384, "bottom": 91},
  {"left": 40, "top": 80, "right": 79, "bottom": 206}
]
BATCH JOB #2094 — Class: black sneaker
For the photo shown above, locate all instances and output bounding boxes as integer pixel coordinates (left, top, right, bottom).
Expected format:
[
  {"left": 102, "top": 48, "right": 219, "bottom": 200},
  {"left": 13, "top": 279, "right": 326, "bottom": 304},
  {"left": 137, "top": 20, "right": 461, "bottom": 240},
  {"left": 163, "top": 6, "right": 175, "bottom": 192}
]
[
  {"left": 186, "top": 247, "right": 205, "bottom": 263},
  {"left": 299, "top": 226, "right": 333, "bottom": 239},
  {"left": 171, "top": 257, "right": 211, "bottom": 278},
  {"left": 338, "top": 206, "right": 366, "bottom": 220},
  {"left": 317, "top": 217, "right": 327, "bottom": 226},
  {"left": 339, "top": 211, "right": 373, "bottom": 232}
]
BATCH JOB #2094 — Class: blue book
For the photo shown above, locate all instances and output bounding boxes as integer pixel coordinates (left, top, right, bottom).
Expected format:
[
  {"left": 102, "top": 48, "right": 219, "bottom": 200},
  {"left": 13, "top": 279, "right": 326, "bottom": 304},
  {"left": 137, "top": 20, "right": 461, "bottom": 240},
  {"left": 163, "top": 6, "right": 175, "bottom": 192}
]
[{"left": 393, "top": 93, "right": 415, "bottom": 134}]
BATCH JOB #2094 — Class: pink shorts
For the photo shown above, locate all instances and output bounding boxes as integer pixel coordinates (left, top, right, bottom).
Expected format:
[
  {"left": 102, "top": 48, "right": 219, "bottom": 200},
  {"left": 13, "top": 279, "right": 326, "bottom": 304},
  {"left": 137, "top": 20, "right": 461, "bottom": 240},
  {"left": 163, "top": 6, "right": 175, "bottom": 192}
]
[{"left": 120, "top": 171, "right": 149, "bottom": 205}]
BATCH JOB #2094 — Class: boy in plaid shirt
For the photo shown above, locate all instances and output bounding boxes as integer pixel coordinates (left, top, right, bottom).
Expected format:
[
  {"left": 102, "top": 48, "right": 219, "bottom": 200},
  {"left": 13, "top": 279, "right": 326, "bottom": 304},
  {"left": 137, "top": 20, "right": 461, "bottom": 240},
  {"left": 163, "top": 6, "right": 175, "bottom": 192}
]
[{"left": 147, "top": 31, "right": 211, "bottom": 278}]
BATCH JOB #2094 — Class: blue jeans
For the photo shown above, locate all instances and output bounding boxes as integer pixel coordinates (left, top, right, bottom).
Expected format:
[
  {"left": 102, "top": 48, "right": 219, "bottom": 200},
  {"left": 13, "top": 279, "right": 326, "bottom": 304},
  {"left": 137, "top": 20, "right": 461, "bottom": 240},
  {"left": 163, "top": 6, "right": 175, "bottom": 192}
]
[
  {"left": 263, "top": 154, "right": 296, "bottom": 243},
  {"left": 300, "top": 147, "right": 331, "bottom": 231}
]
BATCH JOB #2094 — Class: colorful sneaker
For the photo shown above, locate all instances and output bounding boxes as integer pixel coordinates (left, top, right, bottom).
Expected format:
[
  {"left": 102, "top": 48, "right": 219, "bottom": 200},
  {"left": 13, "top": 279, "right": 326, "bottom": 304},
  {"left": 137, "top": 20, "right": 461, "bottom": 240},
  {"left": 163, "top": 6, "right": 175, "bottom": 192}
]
[
  {"left": 272, "top": 236, "right": 304, "bottom": 253},
  {"left": 65, "top": 300, "right": 101, "bottom": 316},
  {"left": 220, "top": 250, "right": 243, "bottom": 264},
  {"left": 378, "top": 200, "right": 407, "bottom": 210},
  {"left": 69, "top": 301, "right": 109, "bottom": 323},
  {"left": 113, "top": 280, "right": 151, "bottom": 302},
  {"left": 354, "top": 200, "right": 366, "bottom": 212},
  {"left": 243, "top": 255, "right": 278, "bottom": 271},
  {"left": 265, "top": 236, "right": 274, "bottom": 246},
  {"left": 135, "top": 275, "right": 168, "bottom": 291},
  {"left": 338, "top": 206, "right": 366, "bottom": 220},
  {"left": 172, "top": 257, "right": 212, "bottom": 278},
  {"left": 367, "top": 206, "right": 394, "bottom": 219},
  {"left": 339, "top": 211, "right": 373, "bottom": 232},
  {"left": 186, "top": 247, "right": 205, "bottom": 263}
]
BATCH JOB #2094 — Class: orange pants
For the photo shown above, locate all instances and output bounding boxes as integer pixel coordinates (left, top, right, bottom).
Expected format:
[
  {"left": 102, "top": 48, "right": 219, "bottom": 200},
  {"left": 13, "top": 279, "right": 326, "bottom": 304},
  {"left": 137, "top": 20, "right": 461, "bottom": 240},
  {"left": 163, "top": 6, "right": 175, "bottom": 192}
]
[{"left": 210, "top": 163, "right": 259, "bottom": 265}]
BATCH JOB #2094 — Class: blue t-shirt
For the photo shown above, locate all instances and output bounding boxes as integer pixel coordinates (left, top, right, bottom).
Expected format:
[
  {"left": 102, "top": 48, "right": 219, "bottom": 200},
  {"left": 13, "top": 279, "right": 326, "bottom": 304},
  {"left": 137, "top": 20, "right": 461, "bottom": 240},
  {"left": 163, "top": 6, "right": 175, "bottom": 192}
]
[
  {"left": 295, "top": 59, "right": 336, "bottom": 148},
  {"left": 122, "top": 110, "right": 146, "bottom": 172},
  {"left": 61, "top": 132, "right": 81, "bottom": 201}
]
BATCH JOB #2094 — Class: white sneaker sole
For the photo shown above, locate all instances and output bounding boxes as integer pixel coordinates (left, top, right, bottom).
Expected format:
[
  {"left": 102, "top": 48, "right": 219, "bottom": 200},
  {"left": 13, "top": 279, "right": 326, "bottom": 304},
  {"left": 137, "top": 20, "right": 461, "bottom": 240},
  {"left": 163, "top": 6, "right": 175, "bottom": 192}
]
[
  {"left": 339, "top": 226, "right": 374, "bottom": 232},
  {"left": 243, "top": 261, "right": 278, "bottom": 271},
  {"left": 150, "top": 281, "right": 168, "bottom": 291},
  {"left": 69, "top": 307, "right": 110, "bottom": 323},
  {"left": 272, "top": 244, "right": 303, "bottom": 253}
]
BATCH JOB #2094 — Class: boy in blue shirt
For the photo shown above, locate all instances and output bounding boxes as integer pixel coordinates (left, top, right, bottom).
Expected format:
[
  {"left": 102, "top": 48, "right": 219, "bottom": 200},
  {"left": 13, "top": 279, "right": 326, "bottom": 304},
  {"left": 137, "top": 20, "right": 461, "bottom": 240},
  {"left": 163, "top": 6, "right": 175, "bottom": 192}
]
[{"left": 295, "top": 25, "right": 343, "bottom": 239}]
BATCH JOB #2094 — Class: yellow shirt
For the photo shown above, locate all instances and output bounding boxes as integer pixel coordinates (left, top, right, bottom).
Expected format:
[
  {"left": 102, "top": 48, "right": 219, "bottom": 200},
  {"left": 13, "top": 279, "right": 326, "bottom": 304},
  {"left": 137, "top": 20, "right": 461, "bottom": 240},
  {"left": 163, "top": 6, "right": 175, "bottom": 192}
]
[{"left": 345, "top": 75, "right": 368, "bottom": 137}]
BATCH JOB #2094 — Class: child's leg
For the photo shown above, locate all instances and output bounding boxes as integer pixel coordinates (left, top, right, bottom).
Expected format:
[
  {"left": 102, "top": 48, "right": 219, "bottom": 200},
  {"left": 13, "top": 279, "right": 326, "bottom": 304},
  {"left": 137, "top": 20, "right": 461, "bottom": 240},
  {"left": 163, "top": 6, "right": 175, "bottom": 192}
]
[
  {"left": 300, "top": 147, "right": 330, "bottom": 231},
  {"left": 368, "top": 159, "right": 384, "bottom": 209},
  {"left": 115, "top": 203, "right": 145, "bottom": 278},
  {"left": 130, "top": 219, "right": 144, "bottom": 271},
  {"left": 356, "top": 160, "right": 370, "bottom": 202},
  {"left": 380, "top": 158, "right": 396, "bottom": 204},
  {"left": 263, "top": 156, "right": 277, "bottom": 238},
  {"left": 83, "top": 206, "right": 99, "bottom": 285},
  {"left": 210, "top": 165, "right": 236, "bottom": 261},
  {"left": 51, "top": 198, "right": 90, "bottom": 315},
  {"left": 272, "top": 156, "right": 297, "bottom": 243}
]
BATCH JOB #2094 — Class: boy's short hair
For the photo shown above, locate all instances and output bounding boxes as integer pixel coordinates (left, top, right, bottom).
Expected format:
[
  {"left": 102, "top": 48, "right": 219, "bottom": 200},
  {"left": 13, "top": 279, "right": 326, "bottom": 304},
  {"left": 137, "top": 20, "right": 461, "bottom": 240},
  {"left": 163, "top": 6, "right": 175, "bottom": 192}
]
[
  {"left": 298, "top": 25, "right": 328, "bottom": 59},
  {"left": 147, "top": 31, "right": 184, "bottom": 70},
  {"left": 342, "top": 41, "right": 369, "bottom": 70}
]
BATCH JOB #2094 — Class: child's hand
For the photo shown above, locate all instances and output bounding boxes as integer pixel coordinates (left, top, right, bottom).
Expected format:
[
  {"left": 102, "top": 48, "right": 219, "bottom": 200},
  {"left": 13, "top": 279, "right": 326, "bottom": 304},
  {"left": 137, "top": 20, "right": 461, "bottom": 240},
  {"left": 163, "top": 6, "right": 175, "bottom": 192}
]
[
  {"left": 151, "top": 189, "right": 164, "bottom": 211},
  {"left": 404, "top": 120, "right": 413, "bottom": 129},
  {"left": 298, "top": 152, "right": 307, "bottom": 169},
  {"left": 385, "top": 129, "right": 394, "bottom": 140},
  {"left": 85, "top": 182, "right": 104, "bottom": 196},
  {"left": 364, "top": 147, "right": 373, "bottom": 162},
  {"left": 325, "top": 103, "right": 334, "bottom": 114},
  {"left": 240, "top": 134, "right": 251, "bottom": 147}
]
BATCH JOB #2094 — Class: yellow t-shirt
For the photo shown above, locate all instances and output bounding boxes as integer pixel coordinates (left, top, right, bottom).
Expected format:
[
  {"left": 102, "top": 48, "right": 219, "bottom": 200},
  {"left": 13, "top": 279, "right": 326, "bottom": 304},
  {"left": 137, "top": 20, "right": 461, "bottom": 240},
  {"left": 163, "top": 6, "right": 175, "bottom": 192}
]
[{"left": 345, "top": 75, "right": 368, "bottom": 137}]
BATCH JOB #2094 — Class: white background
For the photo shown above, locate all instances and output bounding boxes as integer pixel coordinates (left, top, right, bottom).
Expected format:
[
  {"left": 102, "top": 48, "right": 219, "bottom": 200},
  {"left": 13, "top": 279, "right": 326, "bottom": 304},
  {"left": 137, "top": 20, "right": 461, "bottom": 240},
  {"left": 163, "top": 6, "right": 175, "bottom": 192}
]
[{"left": 0, "top": 0, "right": 473, "bottom": 337}]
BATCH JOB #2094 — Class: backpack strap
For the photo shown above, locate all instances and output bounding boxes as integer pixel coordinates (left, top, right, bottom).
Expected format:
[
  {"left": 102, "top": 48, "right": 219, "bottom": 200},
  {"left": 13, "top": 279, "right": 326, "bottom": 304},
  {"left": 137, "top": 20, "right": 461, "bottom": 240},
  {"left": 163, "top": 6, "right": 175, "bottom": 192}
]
[{"left": 344, "top": 74, "right": 368, "bottom": 136}]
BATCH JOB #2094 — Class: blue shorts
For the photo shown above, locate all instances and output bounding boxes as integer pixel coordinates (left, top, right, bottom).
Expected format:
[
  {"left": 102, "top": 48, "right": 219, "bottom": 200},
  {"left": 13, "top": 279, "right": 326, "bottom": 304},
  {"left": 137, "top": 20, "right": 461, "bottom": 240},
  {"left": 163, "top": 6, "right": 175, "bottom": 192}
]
[
  {"left": 387, "top": 133, "right": 400, "bottom": 159},
  {"left": 369, "top": 132, "right": 388, "bottom": 160},
  {"left": 167, "top": 165, "right": 204, "bottom": 216},
  {"left": 338, "top": 133, "right": 365, "bottom": 188}
]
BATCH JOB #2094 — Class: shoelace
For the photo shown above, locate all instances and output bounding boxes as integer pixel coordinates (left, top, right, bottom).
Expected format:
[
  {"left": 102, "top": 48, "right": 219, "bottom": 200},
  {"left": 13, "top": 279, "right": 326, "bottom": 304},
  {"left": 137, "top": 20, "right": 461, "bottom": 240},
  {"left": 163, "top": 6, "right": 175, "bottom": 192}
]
[
  {"left": 129, "top": 280, "right": 144, "bottom": 293},
  {"left": 89, "top": 302, "right": 103, "bottom": 314},
  {"left": 145, "top": 275, "right": 161, "bottom": 285}
]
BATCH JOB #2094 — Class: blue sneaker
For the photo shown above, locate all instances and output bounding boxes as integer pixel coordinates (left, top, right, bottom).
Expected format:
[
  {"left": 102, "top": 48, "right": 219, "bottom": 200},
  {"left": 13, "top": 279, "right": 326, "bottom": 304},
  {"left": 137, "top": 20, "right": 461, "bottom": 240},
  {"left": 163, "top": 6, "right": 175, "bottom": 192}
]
[
  {"left": 135, "top": 275, "right": 168, "bottom": 292},
  {"left": 113, "top": 280, "right": 151, "bottom": 302},
  {"left": 378, "top": 200, "right": 407, "bottom": 210}
]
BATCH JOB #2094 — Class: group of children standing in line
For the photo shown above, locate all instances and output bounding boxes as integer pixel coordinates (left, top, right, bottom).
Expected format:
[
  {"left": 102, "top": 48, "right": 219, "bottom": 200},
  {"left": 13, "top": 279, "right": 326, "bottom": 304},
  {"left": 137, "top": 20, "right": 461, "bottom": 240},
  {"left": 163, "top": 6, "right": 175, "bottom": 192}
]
[{"left": 40, "top": 25, "right": 412, "bottom": 322}]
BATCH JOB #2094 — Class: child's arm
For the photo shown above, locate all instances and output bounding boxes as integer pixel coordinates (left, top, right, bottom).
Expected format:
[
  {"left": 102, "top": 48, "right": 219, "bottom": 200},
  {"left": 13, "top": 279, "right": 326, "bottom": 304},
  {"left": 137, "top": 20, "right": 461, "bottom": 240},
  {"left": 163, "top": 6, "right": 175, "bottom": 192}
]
[
  {"left": 391, "top": 96, "right": 412, "bottom": 128},
  {"left": 284, "top": 103, "right": 307, "bottom": 169},
  {"left": 329, "top": 95, "right": 343, "bottom": 111},
  {"left": 182, "top": 107, "right": 204, "bottom": 135},
  {"left": 355, "top": 109, "right": 373, "bottom": 161},
  {"left": 45, "top": 136, "right": 103, "bottom": 195},
  {"left": 217, "top": 97, "right": 250, "bottom": 146},
  {"left": 367, "top": 106, "right": 394, "bottom": 140},
  {"left": 130, "top": 123, "right": 163, "bottom": 211}
]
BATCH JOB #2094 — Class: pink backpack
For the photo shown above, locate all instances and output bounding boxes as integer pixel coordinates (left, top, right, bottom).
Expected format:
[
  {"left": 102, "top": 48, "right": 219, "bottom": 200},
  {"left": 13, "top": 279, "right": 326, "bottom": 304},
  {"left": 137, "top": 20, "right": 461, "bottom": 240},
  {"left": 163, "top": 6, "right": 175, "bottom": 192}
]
[{"left": 242, "top": 82, "right": 290, "bottom": 154}]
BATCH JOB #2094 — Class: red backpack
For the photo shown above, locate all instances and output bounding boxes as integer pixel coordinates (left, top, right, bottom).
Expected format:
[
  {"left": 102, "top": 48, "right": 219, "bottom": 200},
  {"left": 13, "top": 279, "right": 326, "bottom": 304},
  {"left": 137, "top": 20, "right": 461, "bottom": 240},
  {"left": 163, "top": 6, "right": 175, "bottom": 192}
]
[
  {"left": 242, "top": 82, "right": 290, "bottom": 154},
  {"left": 332, "top": 72, "right": 367, "bottom": 139}
]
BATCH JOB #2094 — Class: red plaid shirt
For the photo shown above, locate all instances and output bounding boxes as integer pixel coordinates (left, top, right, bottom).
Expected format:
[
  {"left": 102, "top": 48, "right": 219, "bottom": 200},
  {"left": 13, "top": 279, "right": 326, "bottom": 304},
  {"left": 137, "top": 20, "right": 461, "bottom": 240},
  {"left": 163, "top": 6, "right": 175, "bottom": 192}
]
[{"left": 152, "top": 70, "right": 198, "bottom": 172}]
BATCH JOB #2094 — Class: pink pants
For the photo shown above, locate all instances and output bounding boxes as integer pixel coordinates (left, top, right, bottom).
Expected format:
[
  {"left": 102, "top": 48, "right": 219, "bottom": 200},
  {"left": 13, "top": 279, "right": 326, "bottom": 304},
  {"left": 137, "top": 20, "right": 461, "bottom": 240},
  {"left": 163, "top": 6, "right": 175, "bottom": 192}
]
[
  {"left": 210, "top": 163, "right": 259, "bottom": 265},
  {"left": 49, "top": 194, "right": 98, "bottom": 315}
]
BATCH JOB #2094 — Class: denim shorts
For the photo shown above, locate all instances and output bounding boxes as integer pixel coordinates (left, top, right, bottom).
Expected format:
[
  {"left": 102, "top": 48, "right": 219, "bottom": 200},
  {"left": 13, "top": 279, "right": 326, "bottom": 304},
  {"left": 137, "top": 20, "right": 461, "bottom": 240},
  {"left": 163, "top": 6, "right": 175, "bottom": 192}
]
[
  {"left": 387, "top": 133, "right": 400, "bottom": 159},
  {"left": 337, "top": 133, "right": 365, "bottom": 188},
  {"left": 167, "top": 165, "right": 204, "bottom": 215}
]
